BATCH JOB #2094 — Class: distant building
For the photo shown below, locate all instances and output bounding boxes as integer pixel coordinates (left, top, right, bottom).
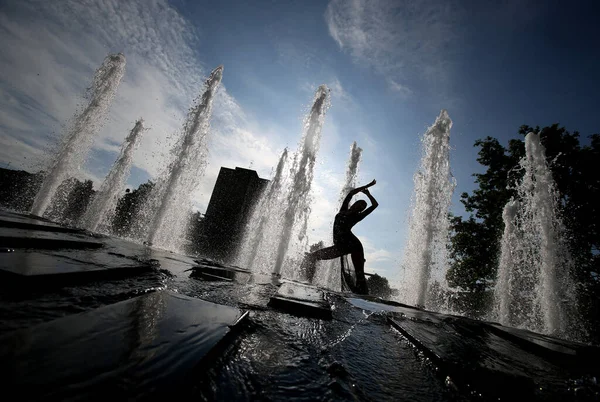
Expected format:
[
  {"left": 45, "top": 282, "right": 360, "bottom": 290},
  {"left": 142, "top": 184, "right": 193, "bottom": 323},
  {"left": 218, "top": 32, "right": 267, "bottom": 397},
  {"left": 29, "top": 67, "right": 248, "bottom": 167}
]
[{"left": 200, "top": 167, "right": 269, "bottom": 261}]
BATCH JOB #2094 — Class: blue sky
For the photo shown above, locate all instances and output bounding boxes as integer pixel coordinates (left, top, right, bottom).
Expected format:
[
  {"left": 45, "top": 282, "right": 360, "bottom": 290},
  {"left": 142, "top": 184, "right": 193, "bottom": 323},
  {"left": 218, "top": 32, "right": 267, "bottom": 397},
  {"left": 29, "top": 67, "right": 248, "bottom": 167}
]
[{"left": 1, "top": 0, "right": 599, "bottom": 280}]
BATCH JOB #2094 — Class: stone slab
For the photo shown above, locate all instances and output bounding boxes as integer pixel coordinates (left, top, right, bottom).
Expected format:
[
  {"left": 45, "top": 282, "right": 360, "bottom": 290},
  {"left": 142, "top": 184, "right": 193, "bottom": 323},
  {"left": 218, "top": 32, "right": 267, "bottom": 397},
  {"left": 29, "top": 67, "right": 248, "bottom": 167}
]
[
  {"left": 486, "top": 322, "right": 600, "bottom": 368},
  {"left": 388, "top": 313, "right": 599, "bottom": 400},
  {"left": 0, "top": 225, "right": 103, "bottom": 250},
  {"left": 0, "top": 290, "right": 248, "bottom": 400},
  {"left": 0, "top": 209, "right": 60, "bottom": 225},
  {"left": 268, "top": 281, "right": 332, "bottom": 320},
  {"left": 0, "top": 215, "right": 83, "bottom": 234},
  {"left": 0, "top": 250, "right": 156, "bottom": 287},
  {"left": 193, "top": 271, "right": 235, "bottom": 282},
  {"left": 189, "top": 263, "right": 251, "bottom": 283},
  {"left": 346, "top": 296, "right": 420, "bottom": 313},
  {"left": 0, "top": 235, "right": 102, "bottom": 250}
]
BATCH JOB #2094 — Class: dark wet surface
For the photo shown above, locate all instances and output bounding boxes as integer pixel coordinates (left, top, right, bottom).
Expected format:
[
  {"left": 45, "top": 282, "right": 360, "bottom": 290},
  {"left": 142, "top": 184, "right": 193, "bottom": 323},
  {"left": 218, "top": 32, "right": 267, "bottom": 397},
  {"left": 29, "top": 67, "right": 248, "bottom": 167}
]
[
  {"left": 0, "top": 210, "right": 599, "bottom": 401},
  {"left": 0, "top": 291, "right": 246, "bottom": 401}
]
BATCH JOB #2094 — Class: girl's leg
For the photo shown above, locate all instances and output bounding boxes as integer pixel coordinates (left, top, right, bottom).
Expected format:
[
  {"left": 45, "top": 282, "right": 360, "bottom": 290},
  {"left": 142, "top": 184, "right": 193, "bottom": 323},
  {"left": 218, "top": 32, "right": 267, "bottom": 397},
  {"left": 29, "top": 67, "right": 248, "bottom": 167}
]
[
  {"left": 350, "top": 241, "right": 368, "bottom": 294},
  {"left": 303, "top": 245, "right": 344, "bottom": 283},
  {"left": 311, "top": 245, "right": 344, "bottom": 261}
]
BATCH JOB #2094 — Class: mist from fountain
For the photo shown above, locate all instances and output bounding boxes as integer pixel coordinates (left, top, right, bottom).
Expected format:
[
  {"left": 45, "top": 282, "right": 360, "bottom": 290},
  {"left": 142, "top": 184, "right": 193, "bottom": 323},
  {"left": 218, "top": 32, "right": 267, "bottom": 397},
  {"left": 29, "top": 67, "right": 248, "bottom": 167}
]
[
  {"left": 493, "top": 132, "right": 578, "bottom": 336},
  {"left": 145, "top": 66, "right": 223, "bottom": 251},
  {"left": 81, "top": 119, "right": 145, "bottom": 233},
  {"left": 30, "top": 53, "right": 126, "bottom": 218},
  {"left": 235, "top": 86, "right": 330, "bottom": 277},
  {"left": 398, "top": 110, "right": 455, "bottom": 308},
  {"left": 494, "top": 200, "right": 520, "bottom": 324},
  {"left": 234, "top": 148, "right": 289, "bottom": 271},
  {"left": 313, "top": 141, "right": 363, "bottom": 290},
  {"left": 274, "top": 85, "right": 330, "bottom": 277},
  {"left": 338, "top": 142, "right": 364, "bottom": 204}
]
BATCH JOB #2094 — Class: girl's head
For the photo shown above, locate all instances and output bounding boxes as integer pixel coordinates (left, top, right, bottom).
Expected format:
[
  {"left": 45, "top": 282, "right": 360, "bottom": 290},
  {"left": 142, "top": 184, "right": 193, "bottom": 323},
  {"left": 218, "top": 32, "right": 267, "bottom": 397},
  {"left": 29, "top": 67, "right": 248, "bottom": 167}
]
[{"left": 349, "top": 200, "right": 367, "bottom": 213}]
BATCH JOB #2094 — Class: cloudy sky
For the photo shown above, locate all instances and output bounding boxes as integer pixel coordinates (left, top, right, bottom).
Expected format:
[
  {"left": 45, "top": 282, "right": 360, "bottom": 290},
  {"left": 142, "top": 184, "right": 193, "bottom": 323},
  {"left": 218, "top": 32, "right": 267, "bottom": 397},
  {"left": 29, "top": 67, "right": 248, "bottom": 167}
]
[{"left": 1, "top": 0, "right": 598, "bottom": 280}]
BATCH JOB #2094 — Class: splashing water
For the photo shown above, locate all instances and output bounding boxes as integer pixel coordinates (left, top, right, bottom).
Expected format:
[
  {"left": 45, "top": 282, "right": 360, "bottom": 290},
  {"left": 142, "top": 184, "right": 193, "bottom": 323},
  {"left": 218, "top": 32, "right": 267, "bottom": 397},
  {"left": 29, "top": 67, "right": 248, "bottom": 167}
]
[
  {"left": 494, "top": 132, "right": 578, "bottom": 337},
  {"left": 146, "top": 66, "right": 223, "bottom": 250},
  {"left": 313, "top": 141, "right": 363, "bottom": 290},
  {"left": 30, "top": 53, "right": 126, "bottom": 218},
  {"left": 234, "top": 148, "right": 289, "bottom": 271},
  {"left": 80, "top": 119, "right": 144, "bottom": 233},
  {"left": 236, "top": 86, "right": 330, "bottom": 277},
  {"left": 494, "top": 200, "right": 520, "bottom": 324},
  {"left": 338, "top": 142, "right": 363, "bottom": 201},
  {"left": 399, "top": 110, "right": 454, "bottom": 308},
  {"left": 274, "top": 85, "right": 330, "bottom": 277}
]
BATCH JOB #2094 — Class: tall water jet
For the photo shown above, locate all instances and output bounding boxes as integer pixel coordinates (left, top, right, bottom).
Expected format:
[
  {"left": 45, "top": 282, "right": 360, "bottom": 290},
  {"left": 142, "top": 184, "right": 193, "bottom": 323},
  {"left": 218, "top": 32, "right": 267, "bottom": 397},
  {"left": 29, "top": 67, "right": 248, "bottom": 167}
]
[
  {"left": 235, "top": 148, "right": 289, "bottom": 270},
  {"left": 274, "top": 85, "right": 330, "bottom": 277},
  {"left": 146, "top": 65, "right": 223, "bottom": 250},
  {"left": 81, "top": 119, "right": 145, "bottom": 233},
  {"left": 494, "top": 200, "right": 520, "bottom": 324},
  {"left": 338, "top": 142, "right": 363, "bottom": 202},
  {"left": 236, "top": 86, "right": 330, "bottom": 276},
  {"left": 30, "top": 53, "right": 126, "bottom": 218},
  {"left": 400, "top": 110, "right": 454, "bottom": 308},
  {"left": 313, "top": 141, "right": 363, "bottom": 289},
  {"left": 494, "top": 132, "right": 576, "bottom": 336}
]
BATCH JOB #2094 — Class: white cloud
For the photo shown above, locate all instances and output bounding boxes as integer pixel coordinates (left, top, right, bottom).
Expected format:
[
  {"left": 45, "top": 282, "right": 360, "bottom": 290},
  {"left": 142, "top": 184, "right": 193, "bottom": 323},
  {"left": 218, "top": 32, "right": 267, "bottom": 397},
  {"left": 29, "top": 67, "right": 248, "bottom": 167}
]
[
  {"left": 325, "top": 0, "right": 463, "bottom": 95},
  {"left": 0, "top": 0, "right": 282, "bottom": 206},
  {"left": 0, "top": 0, "right": 204, "bottom": 181},
  {"left": 328, "top": 77, "right": 354, "bottom": 107},
  {"left": 360, "top": 235, "right": 401, "bottom": 278},
  {"left": 0, "top": 0, "right": 388, "bottom": 262},
  {"left": 0, "top": 132, "right": 46, "bottom": 171},
  {"left": 388, "top": 79, "right": 413, "bottom": 97},
  {"left": 301, "top": 77, "right": 355, "bottom": 113}
]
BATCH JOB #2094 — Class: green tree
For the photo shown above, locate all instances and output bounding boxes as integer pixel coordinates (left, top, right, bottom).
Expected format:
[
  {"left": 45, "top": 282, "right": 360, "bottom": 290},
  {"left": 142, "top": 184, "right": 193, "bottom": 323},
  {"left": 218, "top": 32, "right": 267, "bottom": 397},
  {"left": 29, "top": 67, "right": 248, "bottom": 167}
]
[
  {"left": 448, "top": 124, "right": 600, "bottom": 294},
  {"left": 112, "top": 180, "right": 155, "bottom": 236},
  {"left": 302, "top": 241, "right": 325, "bottom": 282},
  {"left": 0, "top": 168, "right": 44, "bottom": 211},
  {"left": 447, "top": 136, "right": 523, "bottom": 290},
  {"left": 45, "top": 177, "right": 95, "bottom": 225},
  {"left": 367, "top": 273, "right": 392, "bottom": 299},
  {"left": 309, "top": 241, "right": 324, "bottom": 253},
  {"left": 186, "top": 210, "right": 206, "bottom": 255}
]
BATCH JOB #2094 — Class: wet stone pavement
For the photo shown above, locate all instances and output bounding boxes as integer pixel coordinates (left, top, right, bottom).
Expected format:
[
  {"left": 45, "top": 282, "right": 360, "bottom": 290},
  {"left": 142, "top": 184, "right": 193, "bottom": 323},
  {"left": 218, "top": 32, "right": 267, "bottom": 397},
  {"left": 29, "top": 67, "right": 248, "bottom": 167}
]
[{"left": 0, "top": 210, "right": 598, "bottom": 401}]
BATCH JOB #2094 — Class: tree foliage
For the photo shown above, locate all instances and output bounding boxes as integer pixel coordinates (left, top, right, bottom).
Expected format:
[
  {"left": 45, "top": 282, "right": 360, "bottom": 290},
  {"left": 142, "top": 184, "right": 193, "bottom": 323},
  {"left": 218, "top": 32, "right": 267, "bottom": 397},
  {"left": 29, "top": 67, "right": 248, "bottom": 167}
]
[
  {"left": 186, "top": 210, "right": 206, "bottom": 255},
  {"left": 309, "top": 241, "right": 325, "bottom": 253},
  {"left": 367, "top": 273, "right": 392, "bottom": 299},
  {"left": 448, "top": 124, "right": 600, "bottom": 294},
  {"left": 44, "top": 177, "right": 95, "bottom": 225},
  {"left": 0, "top": 168, "right": 43, "bottom": 211},
  {"left": 112, "top": 180, "right": 154, "bottom": 237}
]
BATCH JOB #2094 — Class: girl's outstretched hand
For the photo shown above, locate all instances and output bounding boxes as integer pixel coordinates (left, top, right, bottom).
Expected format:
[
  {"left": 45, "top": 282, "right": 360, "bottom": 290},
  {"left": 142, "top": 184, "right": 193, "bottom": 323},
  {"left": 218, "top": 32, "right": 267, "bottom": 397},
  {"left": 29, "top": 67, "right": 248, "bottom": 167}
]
[{"left": 351, "top": 180, "right": 376, "bottom": 194}]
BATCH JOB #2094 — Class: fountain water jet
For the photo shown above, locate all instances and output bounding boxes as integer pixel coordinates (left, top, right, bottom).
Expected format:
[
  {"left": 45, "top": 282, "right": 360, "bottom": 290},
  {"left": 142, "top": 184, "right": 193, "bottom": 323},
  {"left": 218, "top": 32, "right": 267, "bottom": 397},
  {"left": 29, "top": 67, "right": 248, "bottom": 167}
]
[
  {"left": 81, "top": 119, "right": 145, "bottom": 233},
  {"left": 338, "top": 141, "right": 363, "bottom": 202},
  {"left": 274, "top": 85, "right": 330, "bottom": 277},
  {"left": 145, "top": 66, "right": 223, "bottom": 250},
  {"left": 494, "top": 200, "right": 520, "bottom": 324},
  {"left": 236, "top": 86, "right": 330, "bottom": 277},
  {"left": 399, "top": 110, "right": 454, "bottom": 308},
  {"left": 234, "top": 148, "right": 289, "bottom": 271},
  {"left": 30, "top": 53, "right": 126, "bottom": 218},
  {"left": 313, "top": 141, "right": 363, "bottom": 290},
  {"left": 494, "top": 132, "right": 577, "bottom": 336}
]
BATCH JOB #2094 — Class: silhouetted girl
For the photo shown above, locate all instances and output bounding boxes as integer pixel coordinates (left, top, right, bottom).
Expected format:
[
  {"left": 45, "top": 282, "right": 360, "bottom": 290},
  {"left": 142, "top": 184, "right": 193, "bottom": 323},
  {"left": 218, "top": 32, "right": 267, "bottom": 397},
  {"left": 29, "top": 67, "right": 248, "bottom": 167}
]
[{"left": 303, "top": 179, "right": 378, "bottom": 294}]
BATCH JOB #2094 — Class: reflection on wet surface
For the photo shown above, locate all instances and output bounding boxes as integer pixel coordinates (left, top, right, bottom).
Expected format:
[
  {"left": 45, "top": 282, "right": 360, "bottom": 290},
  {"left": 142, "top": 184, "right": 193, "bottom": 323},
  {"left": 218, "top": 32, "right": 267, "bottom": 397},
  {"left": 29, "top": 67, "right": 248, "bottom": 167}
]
[
  {"left": 0, "top": 291, "right": 245, "bottom": 400},
  {"left": 0, "top": 211, "right": 599, "bottom": 401}
]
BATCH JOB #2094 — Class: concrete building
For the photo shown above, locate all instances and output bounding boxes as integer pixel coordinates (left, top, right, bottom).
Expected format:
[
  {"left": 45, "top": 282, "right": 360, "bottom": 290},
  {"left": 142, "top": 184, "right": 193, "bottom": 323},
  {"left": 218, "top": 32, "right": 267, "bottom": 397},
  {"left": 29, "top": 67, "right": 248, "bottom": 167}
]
[{"left": 200, "top": 167, "right": 268, "bottom": 261}]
